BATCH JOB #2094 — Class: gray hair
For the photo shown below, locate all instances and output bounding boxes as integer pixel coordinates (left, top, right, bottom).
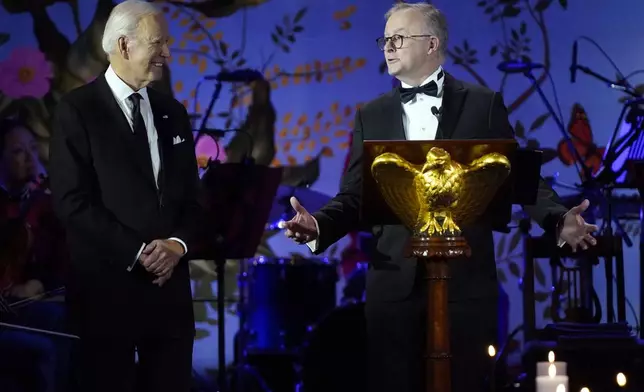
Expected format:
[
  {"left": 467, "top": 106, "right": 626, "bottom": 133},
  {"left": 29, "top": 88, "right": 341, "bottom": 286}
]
[
  {"left": 385, "top": 2, "right": 448, "bottom": 58},
  {"left": 101, "top": 0, "right": 162, "bottom": 55}
]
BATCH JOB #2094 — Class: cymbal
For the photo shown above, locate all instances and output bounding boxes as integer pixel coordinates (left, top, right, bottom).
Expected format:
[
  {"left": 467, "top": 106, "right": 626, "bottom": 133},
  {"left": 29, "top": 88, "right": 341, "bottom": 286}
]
[{"left": 266, "top": 185, "right": 331, "bottom": 229}]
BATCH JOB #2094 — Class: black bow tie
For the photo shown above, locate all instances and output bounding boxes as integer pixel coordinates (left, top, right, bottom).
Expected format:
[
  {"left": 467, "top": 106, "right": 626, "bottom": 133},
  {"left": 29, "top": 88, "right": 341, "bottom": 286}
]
[{"left": 399, "top": 81, "right": 439, "bottom": 104}]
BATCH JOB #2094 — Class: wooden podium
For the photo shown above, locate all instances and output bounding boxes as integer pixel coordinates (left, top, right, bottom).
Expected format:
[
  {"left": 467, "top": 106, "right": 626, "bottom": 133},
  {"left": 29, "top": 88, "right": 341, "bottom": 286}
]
[{"left": 361, "top": 139, "right": 542, "bottom": 392}]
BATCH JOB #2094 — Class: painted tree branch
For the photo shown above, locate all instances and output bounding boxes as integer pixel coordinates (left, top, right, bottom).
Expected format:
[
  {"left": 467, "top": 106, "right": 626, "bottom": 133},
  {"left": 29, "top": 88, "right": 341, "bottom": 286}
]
[
  {"left": 273, "top": 66, "right": 347, "bottom": 80},
  {"left": 447, "top": 50, "right": 489, "bottom": 87},
  {"left": 174, "top": 5, "right": 222, "bottom": 59},
  {"left": 506, "top": 1, "right": 550, "bottom": 114},
  {"left": 239, "top": 8, "right": 248, "bottom": 57},
  {"left": 172, "top": 48, "right": 218, "bottom": 63},
  {"left": 500, "top": 73, "right": 508, "bottom": 96}
]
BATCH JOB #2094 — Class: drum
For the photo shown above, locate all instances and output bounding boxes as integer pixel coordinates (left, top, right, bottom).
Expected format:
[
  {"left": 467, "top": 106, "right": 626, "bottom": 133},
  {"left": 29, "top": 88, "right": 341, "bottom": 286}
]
[
  {"left": 299, "top": 302, "right": 368, "bottom": 392},
  {"left": 240, "top": 256, "right": 338, "bottom": 354},
  {"left": 340, "top": 261, "right": 368, "bottom": 305}
]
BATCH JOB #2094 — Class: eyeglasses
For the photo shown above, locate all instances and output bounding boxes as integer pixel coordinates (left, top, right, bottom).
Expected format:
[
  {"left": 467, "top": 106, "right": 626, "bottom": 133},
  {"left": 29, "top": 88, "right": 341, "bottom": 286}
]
[{"left": 376, "top": 34, "right": 432, "bottom": 51}]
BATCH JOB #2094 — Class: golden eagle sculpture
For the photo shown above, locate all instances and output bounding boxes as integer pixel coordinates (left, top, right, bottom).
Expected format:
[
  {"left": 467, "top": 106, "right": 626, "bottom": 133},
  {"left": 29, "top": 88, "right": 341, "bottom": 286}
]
[{"left": 371, "top": 147, "right": 511, "bottom": 236}]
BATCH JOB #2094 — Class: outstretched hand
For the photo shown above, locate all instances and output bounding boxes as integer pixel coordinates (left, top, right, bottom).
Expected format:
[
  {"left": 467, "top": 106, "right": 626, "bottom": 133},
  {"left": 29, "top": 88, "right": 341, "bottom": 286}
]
[
  {"left": 559, "top": 199, "right": 599, "bottom": 252},
  {"left": 280, "top": 197, "right": 319, "bottom": 244}
]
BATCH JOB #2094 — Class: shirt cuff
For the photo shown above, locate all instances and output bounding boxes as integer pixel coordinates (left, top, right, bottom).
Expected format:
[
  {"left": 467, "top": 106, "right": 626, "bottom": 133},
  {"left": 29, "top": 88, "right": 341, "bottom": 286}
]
[
  {"left": 127, "top": 242, "right": 146, "bottom": 272},
  {"left": 168, "top": 237, "right": 188, "bottom": 256},
  {"left": 556, "top": 211, "right": 569, "bottom": 248},
  {"left": 306, "top": 217, "right": 321, "bottom": 253}
]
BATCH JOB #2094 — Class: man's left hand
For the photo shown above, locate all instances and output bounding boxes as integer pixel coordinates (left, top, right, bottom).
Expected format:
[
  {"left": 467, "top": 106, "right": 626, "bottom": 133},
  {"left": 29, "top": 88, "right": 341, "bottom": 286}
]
[
  {"left": 559, "top": 199, "right": 599, "bottom": 252},
  {"left": 140, "top": 239, "right": 184, "bottom": 276}
]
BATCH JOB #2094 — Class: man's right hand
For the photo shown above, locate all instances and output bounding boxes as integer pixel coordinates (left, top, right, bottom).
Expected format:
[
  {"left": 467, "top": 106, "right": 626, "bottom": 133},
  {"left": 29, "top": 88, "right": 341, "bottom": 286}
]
[
  {"left": 152, "top": 268, "right": 173, "bottom": 287},
  {"left": 281, "top": 197, "right": 318, "bottom": 244}
]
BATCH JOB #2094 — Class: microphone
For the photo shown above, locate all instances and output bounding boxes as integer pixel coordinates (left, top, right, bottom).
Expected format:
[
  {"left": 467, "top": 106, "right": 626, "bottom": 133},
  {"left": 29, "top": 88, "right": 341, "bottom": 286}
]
[
  {"left": 570, "top": 41, "right": 578, "bottom": 83},
  {"left": 204, "top": 69, "right": 264, "bottom": 82},
  {"left": 431, "top": 106, "right": 442, "bottom": 120},
  {"left": 496, "top": 60, "right": 544, "bottom": 74}
]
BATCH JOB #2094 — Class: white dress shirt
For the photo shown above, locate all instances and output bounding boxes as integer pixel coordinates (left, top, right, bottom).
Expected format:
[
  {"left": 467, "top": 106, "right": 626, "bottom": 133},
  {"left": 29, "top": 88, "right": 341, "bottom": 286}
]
[
  {"left": 400, "top": 66, "right": 444, "bottom": 141},
  {"left": 305, "top": 67, "right": 445, "bottom": 253},
  {"left": 104, "top": 65, "right": 161, "bottom": 184},
  {"left": 104, "top": 66, "right": 187, "bottom": 271}
]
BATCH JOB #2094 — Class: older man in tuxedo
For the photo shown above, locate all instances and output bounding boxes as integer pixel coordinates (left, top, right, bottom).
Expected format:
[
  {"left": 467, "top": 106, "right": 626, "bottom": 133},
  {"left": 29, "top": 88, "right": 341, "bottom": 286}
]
[
  {"left": 282, "top": 3, "right": 598, "bottom": 392},
  {"left": 49, "top": 1, "right": 200, "bottom": 391}
]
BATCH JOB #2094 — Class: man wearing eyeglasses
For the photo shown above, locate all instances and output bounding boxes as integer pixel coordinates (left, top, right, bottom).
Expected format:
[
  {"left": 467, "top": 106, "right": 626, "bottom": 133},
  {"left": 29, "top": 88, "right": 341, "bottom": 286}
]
[{"left": 282, "top": 3, "right": 597, "bottom": 392}]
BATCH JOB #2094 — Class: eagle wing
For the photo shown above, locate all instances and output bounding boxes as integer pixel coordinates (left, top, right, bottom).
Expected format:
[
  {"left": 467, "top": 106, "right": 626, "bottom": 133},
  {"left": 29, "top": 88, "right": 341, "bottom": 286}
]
[
  {"left": 370, "top": 152, "right": 422, "bottom": 229},
  {"left": 451, "top": 153, "right": 511, "bottom": 226}
]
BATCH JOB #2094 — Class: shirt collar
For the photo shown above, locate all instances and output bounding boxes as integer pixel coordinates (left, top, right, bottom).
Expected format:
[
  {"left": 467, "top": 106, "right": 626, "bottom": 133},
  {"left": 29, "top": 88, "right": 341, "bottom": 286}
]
[
  {"left": 400, "top": 66, "right": 444, "bottom": 96},
  {"left": 105, "top": 65, "right": 149, "bottom": 104}
]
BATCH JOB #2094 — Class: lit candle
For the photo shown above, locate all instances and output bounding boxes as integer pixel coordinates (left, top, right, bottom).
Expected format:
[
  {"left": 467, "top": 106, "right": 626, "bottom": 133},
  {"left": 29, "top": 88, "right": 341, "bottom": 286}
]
[
  {"left": 616, "top": 372, "right": 627, "bottom": 388},
  {"left": 537, "top": 350, "right": 567, "bottom": 377},
  {"left": 536, "top": 363, "right": 569, "bottom": 392},
  {"left": 488, "top": 345, "right": 496, "bottom": 392}
]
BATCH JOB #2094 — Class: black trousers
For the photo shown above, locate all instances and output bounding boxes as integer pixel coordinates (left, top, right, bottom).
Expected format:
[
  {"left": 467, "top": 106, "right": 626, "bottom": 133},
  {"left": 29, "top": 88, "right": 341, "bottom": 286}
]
[
  {"left": 71, "top": 334, "right": 194, "bottom": 392},
  {"left": 365, "top": 272, "right": 498, "bottom": 392}
]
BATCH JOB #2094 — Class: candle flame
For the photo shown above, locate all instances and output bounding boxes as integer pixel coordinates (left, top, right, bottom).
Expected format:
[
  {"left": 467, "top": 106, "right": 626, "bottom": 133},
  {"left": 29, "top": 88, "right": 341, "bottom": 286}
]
[
  {"left": 556, "top": 384, "right": 566, "bottom": 392},
  {"left": 580, "top": 388, "right": 590, "bottom": 392},
  {"left": 616, "top": 372, "right": 627, "bottom": 387},
  {"left": 548, "top": 363, "right": 557, "bottom": 377},
  {"left": 487, "top": 345, "right": 496, "bottom": 357},
  {"left": 548, "top": 351, "right": 555, "bottom": 363}
]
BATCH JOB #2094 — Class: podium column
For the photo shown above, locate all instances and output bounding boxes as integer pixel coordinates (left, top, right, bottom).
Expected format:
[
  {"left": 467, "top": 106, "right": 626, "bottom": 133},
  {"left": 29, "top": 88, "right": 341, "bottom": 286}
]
[{"left": 409, "top": 235, "right": 471, "bottom": 392}]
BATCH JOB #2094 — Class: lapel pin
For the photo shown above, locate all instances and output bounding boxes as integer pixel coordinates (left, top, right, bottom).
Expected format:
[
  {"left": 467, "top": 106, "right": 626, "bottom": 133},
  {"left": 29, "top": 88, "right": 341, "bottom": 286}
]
[{"left": 162, "top": 115, "right": 168, "bottom": 119}]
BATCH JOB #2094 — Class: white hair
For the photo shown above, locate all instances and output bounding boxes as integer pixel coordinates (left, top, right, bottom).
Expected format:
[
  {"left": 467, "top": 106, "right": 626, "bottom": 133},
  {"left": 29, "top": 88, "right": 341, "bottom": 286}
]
[
  {"left": 385, "top": 2, "right": 448, "bottom": 58},
  {"left": 101, "top": 0, "right": 162, "bottom": 55}
]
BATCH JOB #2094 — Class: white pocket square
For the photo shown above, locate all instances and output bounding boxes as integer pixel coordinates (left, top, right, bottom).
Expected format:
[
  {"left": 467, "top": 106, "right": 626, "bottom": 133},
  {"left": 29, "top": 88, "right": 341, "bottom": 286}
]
[{"left": 172, "top": 135, "right": 185, "bottom": 145}]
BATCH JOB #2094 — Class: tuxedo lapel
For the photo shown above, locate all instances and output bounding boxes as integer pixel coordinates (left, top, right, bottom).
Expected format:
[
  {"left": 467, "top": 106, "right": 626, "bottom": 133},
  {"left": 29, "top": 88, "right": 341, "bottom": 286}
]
[
  {"left": 437, "top": 73, "right": 467, "bottom": 140},
  {"left": 95, "top": 75, "right": 157, "bottom": 189},
  {"left": 380, "top": 90, "right": 406, "bottom": 140}
]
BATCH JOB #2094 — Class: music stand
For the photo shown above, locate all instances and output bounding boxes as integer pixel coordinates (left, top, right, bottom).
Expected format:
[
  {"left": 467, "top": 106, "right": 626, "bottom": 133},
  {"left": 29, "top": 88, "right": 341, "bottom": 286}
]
[
  {"left": 197, "top": 161, "right": 282, "bottom": 392},
  {"left": 362, "top": 139, "right": 541, "bottom": 392}
]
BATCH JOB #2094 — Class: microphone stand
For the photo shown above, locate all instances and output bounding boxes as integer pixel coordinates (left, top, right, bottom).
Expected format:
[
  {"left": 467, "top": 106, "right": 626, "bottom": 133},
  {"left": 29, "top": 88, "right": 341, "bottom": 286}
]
[
  {"left": 522, "top": 70, "right": 591, "bottom": 180},
  {"left": 0, "top": 289, "right": 79, "bottom": 340},
  {"left": 195, "top": 80, "right": 224, "bottom": 145},
  {"left": 523, "top": 63, "right": 641, "bottom": 325},
  {"left": 573, "top": 64, "right": 641, "bottom": 98},
  {"left": 521, "top": 69, "right": 600, "bottom": 323},
  {"left": 0, "top": 321, "right": 80, "bottom": 340}
]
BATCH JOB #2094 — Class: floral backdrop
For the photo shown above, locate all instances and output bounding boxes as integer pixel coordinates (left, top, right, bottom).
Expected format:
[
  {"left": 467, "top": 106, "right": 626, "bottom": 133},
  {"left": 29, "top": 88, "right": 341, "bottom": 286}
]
[{"left": 1, "top": 0, "right": 644, "bottom": 377}]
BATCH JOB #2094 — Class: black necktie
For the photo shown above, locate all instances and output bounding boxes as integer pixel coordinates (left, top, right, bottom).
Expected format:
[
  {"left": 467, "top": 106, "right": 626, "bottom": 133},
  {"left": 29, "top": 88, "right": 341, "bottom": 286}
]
[
  {"left": 399, "top": 81, "right": 438, "bottom": 104},
  {"left": 128, "top": 93, "right": 155, "bottom": 179}
]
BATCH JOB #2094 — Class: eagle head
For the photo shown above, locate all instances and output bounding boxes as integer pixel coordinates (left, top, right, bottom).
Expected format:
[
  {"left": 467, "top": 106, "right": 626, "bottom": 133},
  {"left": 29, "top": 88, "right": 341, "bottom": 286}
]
[{"left": 421, "top": 147, "right": 451, "bottom": 172}]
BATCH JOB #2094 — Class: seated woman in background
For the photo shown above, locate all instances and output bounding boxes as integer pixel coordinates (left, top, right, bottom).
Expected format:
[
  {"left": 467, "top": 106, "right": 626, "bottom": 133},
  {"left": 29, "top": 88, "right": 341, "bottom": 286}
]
[{"left": 0, "top": 117, "right": 70, "bottom": 392}]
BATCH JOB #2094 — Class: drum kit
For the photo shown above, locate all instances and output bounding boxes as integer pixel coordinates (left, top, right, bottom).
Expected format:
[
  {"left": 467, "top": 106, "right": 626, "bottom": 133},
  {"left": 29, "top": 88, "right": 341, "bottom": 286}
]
[{"left": 221, "top": 185, "right": 369, "bottom": 392}]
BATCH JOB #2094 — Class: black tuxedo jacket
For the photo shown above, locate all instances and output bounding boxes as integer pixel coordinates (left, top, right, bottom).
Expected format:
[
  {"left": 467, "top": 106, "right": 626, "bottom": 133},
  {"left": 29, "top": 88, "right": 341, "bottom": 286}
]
[
  {"left": 312, "top": 73, "right": 568, "bottom": 303},
  {"left": 49, "top": 74, "right": 200, "bottom": 337}
]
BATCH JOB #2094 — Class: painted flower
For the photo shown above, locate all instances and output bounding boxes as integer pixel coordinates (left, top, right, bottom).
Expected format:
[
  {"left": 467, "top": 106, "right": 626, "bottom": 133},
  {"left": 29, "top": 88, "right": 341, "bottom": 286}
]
[
  {"left": 195, "top": 134, "right": 227, "bottom": 164},
  {"left": 0, "top": 47, "right": 54, "bottom": 99}
]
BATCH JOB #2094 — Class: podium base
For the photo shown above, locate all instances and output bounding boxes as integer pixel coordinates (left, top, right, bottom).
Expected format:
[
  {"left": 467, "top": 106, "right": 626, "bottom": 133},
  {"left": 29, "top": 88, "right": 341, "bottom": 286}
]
[{"left": 408, "top": 235, "right": 471, "bottom": 392}]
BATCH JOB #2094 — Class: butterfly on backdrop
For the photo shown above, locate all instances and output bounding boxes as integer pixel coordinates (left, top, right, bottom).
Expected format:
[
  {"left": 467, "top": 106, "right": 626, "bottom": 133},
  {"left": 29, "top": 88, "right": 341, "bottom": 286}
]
[{"left": 556, "top": 103, "right": 606, "bottom": 179}]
